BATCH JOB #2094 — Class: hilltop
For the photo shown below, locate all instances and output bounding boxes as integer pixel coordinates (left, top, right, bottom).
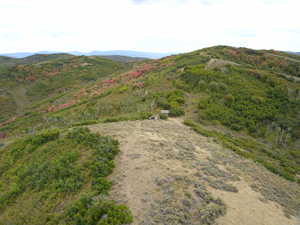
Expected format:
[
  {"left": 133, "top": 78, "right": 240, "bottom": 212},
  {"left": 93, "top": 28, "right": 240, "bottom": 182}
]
[
  {"left": 0, "top": 46, "right": 299, "bottom": 225},
  {"left": 0, "top": 54, "right": 73, "bottom": 66},
  {"left": 0, "top": 50, "right": 172, "bottom": 59}
]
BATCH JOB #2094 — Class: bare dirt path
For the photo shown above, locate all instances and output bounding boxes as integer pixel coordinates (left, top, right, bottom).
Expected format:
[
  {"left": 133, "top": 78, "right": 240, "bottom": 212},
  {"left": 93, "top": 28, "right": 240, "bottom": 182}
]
[{"left": 89, "top": 119, "right": 300, "bottom": 225}]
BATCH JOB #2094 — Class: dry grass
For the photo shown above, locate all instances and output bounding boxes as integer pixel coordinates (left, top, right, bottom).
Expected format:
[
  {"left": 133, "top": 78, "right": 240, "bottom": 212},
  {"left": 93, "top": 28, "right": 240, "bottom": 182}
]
[{"left": 88, "top": 119, "right": 300, "bottom": 225}]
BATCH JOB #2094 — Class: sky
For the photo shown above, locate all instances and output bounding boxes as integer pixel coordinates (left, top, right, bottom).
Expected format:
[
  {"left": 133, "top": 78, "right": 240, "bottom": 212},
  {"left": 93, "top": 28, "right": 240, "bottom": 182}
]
[{"left": 0, "top": 0, "right": 299, "bottom": 53}]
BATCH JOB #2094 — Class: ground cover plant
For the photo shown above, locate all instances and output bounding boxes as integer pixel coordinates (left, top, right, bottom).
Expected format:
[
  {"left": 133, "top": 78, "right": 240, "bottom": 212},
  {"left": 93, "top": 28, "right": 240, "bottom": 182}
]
[{"left": 0, "top": 128, "right": 132, "bottom": 225}]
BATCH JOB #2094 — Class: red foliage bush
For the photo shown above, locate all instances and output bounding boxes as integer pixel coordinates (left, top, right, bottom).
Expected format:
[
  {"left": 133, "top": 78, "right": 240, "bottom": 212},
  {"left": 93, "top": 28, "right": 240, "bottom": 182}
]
[
  {"left": 226, "top": 49, "right": 240, "bottom": 57},
  {"left": 72, "top": 63, "right": 154, "bottom": 99},
  {"left": 46, "top": 100, "right": 77, "bottom": 112},
  {"left": 0, "top": 132, "right": 7, "bottom": 139},
  {"left": 25, "top": 75, "right": 36, "bottom": 81},
  {"left": 124, "top": 64, "right": 154, "bottom": 79},
  {"left": 103, "top": 79, "right": 115, "bottom": 84}
]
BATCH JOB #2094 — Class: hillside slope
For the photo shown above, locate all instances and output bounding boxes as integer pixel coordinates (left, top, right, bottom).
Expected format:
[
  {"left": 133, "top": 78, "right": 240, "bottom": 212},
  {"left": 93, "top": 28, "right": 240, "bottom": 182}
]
[
  {"left": 0, "top": 55, "right": 131, "bottom": 121},
  {"left": 0, "top": 54, "right": 73, "bottom": 66},
  {"left": 0, "top": 46, "right": 299, "bottom": 224},
  {"left": 0, "top": 119, "right": 299, "bottom": 225},
  {"left": 0, "top": 128, "right": 133, "bottom": 225},
  {"left": 90, "top": 119, "right": 299, "bottom": 225},
  {"left": 1, "top": 46, "right": 299, "bottom": 181}
]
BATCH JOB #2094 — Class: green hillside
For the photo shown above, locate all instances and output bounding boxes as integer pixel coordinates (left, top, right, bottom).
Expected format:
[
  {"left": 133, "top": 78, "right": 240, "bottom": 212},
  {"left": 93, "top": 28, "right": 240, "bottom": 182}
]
[
  {"left": 1, "top": 46, "right": 299, "bottom": 181},
  {"left": 0, "top": 46, "right": 299, "bottom": 223},
  {"left": 0, "top": 128, "right": 132, "bottom": 225},
  {"left": 0, "top": 55, "right": 131, "bottom": 122},
  {"left": 0, "top": 54, "right": 73, "bottom": 66}
]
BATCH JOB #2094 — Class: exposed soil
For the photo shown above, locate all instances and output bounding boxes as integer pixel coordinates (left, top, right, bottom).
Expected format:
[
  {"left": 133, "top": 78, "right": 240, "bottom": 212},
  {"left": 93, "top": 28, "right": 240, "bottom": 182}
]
[{"left": 89, "top": 119, "right": 300, "bottom": 225}]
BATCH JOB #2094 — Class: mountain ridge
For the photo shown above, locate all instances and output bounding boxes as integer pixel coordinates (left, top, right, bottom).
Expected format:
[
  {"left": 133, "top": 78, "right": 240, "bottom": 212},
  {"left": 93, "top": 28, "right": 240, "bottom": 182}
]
[{"left": 0, "top": 50, "right": 174, "bottom": 59}]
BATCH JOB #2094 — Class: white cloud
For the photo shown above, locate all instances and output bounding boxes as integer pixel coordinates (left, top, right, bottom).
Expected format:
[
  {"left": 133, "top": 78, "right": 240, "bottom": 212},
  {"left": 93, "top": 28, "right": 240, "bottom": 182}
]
[{"left": 0, "top": 0, "right": 299, "bottom": 53}]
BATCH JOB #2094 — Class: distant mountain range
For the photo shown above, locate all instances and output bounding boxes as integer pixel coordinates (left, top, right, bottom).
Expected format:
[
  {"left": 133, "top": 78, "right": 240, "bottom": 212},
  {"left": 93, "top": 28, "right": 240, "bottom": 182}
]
[
  {"left": 0, "top": 53, "right": 73, "bottom": 66},
  {"left": 287, "top": 51, "right": 300, "bottom": 56},
  {"left": 99, "top": 55, "right": 148, "bottom": 62},
  {"left": 0, "top": 50, "right": 174, "bottom": 59}
]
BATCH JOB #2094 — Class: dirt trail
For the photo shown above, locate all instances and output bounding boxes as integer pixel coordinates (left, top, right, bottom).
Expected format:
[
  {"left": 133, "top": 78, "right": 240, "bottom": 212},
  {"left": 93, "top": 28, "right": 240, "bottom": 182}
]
[{"left": 89, "top": 119, "right": 300, "bottom": 225}]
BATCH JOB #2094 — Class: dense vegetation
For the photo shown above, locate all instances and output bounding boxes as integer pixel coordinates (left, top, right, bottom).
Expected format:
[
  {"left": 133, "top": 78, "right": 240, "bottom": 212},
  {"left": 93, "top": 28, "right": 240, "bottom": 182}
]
[
  {"left": 200, "top": 46, "right": 300, "bottom": 77},
  {"left": 180, "top": 64, "right": 299, "bottom": 141},
  {"left": 0, "top": 128, "right": 132, "bottom": 224},
  {"left": 184, "top": 120, "right": 300, "bottom": 183}
]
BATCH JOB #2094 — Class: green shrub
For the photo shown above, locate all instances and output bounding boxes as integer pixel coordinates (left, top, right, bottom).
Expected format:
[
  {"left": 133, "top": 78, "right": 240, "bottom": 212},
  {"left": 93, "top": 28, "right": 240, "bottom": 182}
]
[
  {"left": 71, "top": 120, "right": 99, "bottom": 127},
  {"left": 65, "top": 196, "right": 133, "bottom": 225},
  {"left": 92, "top": 178, "right": 112, "bottom": 194},
  {"left": 101, "top": 112, "right": 152, "bottom": 123},
  {"left": 169, "top": 104, "right": 185, "bottom": 117},
  {"left": 117, "top": 85, "right": 129, "bottom": 93},
  {"left": 155, "top": 90, "right": 185, "bottom": 117},
  {"left": 157, "top": 97, "right": 171, "bottom": 109},
  {"left": 159, "top": 113, "right": 168, "bottom": 120},
  {"left": 0, "top": 128, "right": 133, "bottom": 224},
  {"left": 80, "top": 73, "right": 98, "bottom": 81},
  {"left": 167, "top": 90, "right": 185, "bottom": 104},
  {"left": 29, "top": 128, "right": 60, "bottom": 146}
]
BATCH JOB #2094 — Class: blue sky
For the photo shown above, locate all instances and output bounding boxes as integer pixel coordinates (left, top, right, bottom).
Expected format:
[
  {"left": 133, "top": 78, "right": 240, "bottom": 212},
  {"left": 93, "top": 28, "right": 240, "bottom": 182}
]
[{"left": 0, "top": 0, "right": 299, "bottom": 53}]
